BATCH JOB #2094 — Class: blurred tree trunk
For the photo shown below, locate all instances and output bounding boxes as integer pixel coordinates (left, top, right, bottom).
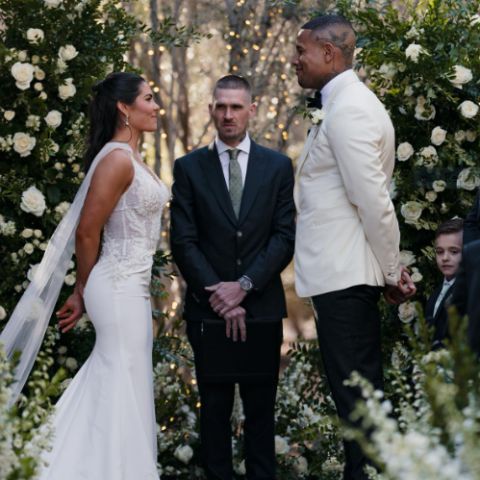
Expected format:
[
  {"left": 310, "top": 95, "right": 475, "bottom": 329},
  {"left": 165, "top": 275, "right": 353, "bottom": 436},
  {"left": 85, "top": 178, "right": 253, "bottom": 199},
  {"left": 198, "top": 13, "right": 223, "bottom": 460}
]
[{"left": 149, "top": 0, "right": 162, "bottom": 174}]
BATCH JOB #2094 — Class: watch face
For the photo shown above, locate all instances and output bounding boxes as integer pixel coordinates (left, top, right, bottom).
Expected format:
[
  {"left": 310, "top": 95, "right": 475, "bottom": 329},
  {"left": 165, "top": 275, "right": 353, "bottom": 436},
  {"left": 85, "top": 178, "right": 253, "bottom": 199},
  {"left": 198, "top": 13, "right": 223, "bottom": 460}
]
[{"left": 240, "top": 277, "right": 252, "bottom": 291}]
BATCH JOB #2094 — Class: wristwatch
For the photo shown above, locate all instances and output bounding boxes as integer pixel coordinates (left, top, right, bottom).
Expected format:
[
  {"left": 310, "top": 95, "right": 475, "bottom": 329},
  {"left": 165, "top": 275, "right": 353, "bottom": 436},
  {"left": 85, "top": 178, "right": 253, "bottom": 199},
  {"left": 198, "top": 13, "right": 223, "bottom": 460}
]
[{"left": 238, "top": 275, "right": 254, "bottom": 293}]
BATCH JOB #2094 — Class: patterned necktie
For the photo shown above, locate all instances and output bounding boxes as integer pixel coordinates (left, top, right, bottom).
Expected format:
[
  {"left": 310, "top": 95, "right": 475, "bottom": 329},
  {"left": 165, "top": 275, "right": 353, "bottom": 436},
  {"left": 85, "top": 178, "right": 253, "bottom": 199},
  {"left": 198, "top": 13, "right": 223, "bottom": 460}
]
[{"left": 228, "top": 148, "right": 243, "bottom": 217}]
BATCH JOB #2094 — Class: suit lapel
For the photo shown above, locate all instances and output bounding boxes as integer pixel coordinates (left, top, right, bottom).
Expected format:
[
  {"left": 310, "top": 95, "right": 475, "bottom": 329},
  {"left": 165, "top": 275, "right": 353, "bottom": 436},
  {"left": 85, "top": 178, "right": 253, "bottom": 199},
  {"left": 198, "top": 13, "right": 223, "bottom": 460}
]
[
  {"left": 199, "top": 142, "right": 237, "bottom": 226},
  {"left": 238, "top": 141, "right": 269, "bottom": 224},
  {"left": 294, "top": 124, "right": 320, "bottom": 180},
  {"left": 434, "top": 283, "right": 455, "bottom": 320},
  {"left": 295, "top": 70, "right": 361, "bottom": 181}
]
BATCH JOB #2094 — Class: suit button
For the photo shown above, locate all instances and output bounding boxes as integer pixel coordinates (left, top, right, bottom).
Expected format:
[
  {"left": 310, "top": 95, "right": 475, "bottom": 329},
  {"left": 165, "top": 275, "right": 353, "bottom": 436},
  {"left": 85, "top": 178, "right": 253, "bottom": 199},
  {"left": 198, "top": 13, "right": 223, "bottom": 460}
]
[
  {"left": 236, "top": 259, "right": 242, "bottom": 266},
  {"left": 237, "top": 231, "right": 243, "bottom": 238}
]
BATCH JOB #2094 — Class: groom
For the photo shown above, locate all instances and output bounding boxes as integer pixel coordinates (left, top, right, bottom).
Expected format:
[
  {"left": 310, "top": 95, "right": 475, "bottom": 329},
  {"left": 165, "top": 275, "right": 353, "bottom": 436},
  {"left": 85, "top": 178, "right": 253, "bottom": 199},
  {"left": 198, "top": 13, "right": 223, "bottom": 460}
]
[
  {"left": 292, "top": 15, "right": 415, "bottom": 479},
  {"left": 170, "top": 75, "right": 295, "bottom": 479}
]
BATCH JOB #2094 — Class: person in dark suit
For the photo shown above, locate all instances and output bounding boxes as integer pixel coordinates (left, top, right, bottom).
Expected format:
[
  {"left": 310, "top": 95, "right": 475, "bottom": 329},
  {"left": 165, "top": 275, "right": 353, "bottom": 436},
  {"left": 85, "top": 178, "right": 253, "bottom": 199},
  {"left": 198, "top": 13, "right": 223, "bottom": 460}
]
[
  {"left": 449, "top": 238, "right": 480, "bottom": 355},
  {"left": 425, "top": 218, "right": 463, "bottom": 347},
  {"left": 463, "top": 189, "right": 480, "bottom": 245},
  {"left": 170, "top": 74, "right": 295, "bottom": 480}
]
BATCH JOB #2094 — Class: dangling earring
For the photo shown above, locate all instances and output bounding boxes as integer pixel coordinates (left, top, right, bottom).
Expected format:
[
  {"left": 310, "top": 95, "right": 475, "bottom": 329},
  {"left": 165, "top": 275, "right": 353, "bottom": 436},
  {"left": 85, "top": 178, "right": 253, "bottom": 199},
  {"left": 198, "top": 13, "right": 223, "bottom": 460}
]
[{"left": 125, "top": 114, "right": 129, "bottom": 127}]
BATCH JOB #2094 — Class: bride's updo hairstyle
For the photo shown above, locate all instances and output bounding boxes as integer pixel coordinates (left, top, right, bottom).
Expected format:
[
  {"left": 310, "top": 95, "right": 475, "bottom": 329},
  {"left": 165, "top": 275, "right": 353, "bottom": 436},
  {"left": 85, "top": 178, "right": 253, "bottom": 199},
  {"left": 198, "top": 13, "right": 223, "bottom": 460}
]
[{"left": 84, "top": 72, "right": 145, "bottom": 172}]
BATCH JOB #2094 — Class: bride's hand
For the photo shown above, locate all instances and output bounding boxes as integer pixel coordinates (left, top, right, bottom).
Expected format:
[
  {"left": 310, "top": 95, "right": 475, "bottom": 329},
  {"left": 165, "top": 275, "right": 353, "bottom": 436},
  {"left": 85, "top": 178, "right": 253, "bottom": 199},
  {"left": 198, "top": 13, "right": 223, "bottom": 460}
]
[{"left": 57, "top": 291, "right": 85, "bottom": 333}]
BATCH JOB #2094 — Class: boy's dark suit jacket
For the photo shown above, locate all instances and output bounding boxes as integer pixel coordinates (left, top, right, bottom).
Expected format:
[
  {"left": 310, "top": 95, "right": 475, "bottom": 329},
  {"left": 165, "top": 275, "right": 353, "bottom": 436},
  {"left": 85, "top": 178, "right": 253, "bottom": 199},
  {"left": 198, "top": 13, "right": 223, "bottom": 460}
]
[
  {"left": 170, "top": 140, "right": 295, "bottom": 323},
  {"left": 425, "top": 282, "right": 455, "bottom": 346}
]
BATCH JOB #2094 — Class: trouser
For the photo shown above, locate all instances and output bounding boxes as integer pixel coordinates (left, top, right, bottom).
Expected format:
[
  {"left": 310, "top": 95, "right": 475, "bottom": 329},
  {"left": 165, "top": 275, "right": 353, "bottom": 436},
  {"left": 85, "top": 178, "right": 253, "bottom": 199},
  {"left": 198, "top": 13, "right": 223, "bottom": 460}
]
[
  {"left": 311, "top": 285, "right": 383, "bottom": 480},
  {"left": 187, "top": 320, "right": 282, "bottom": 480}
]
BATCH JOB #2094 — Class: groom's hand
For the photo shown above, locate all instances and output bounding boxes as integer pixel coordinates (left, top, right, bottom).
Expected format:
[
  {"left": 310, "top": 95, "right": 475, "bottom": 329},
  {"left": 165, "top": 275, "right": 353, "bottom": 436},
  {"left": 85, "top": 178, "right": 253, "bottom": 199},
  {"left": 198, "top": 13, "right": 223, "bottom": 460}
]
[
  {"left": 223, "top": 306, "right": 247, "bottom": 342},
  {"left": 205, "top": 282, "right": 247, "bottom": 317}
]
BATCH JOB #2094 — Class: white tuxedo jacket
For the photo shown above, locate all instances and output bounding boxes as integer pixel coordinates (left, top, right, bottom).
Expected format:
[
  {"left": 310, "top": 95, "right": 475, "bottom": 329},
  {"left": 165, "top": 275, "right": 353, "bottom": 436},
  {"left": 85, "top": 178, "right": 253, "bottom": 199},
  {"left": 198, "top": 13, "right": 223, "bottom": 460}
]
[{"left": 294, "top": 70, "right": 401, "bottom": 298}]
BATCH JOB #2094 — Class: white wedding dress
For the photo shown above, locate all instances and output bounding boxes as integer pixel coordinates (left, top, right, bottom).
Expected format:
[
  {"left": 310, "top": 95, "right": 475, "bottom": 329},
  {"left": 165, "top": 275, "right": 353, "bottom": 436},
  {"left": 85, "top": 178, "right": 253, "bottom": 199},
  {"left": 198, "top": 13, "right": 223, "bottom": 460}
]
[{"left": 37, "top": 142, "right": 170, "bottom": 480}]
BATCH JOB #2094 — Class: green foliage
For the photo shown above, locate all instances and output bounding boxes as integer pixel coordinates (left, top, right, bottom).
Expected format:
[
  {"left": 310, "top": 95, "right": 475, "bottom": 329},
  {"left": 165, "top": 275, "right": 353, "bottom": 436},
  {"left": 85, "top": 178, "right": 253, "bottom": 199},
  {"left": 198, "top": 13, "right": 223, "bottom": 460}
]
[
  {"left": 335, "top": 0, "right": 480, "bottom": 298},
  {"left": 0, "top": 328, "right": 65, "bottom": 480}
]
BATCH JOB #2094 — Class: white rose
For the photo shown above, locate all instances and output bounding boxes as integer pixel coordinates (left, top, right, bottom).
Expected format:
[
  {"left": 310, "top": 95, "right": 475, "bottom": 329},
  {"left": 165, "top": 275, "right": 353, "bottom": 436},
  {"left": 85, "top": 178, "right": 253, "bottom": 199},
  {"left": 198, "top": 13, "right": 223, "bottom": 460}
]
[
  {"left": 466, "top": 130, "right": 477, "bottom": 142},
  {"left": 415, "top": 96, "right": 436, "bottom": 121},
  {"left": 400, "top": 201, "right": 423, "bottom": 224},
  {"left": 11, "top": 62, "right": 35, "bottom": 90},
  {"left": 396, "top": 142, "right": 414, "bottom": 161},
  {"left": 310, "top": 108, "right": 325, "bottom": 124},
  {"left": 411, "top": 267, "right": 423, "bottom": 283},
  {"left": 27, "top": 263, "right": 40, "bottom": 281},
  {"left": 399, "top": 250, "right": 416, "bottom": 267},
  {"left": 398, "top": 301, "right": 417, "bottom": 323},
  {"left": 405, "top": 43, "right": 427, "bottom": 63},
  {"left": 54, "top": 201, "right": 71, "bottom": 218},
  {"left": 173, "top": 445, "right": 193, "bottom": 464},
  {"left": 0, "top": 306, "right": 6, "bottom": 320},
  {"left": 58, "top": 45, "right": 78, "bottom": 62},
  {"left": 26, "top": 28, "right": 44, "bottom": 44},
  {"left": 34, "top": 67, "right": 45, "bottom": 80},
  {"left": 64, "top": 273, "right": 76, "bottom": 286},
  {"left": 24, "top": 243, "right": 34, "bottom": 254},
  {"left": 44, "top": 0, "right": 62, "bottom": 7},
  {"left": 455, "top": 130, "right": 466, "bottom": 143},
  {"left": 449, "top": 65, "right": 473, "bottom": 88},
  {"left": 425, "top": 190, "right": 437, "bottom": 202},
  {"left": 457, "top": 168, "right": 480, "bottom": 191},
  {"left": 294, "top": 456, "right": 308, "bottom": 474},
  {"left": 13, "top": 132, "right": 36, "bottom": 157},
  {"left": 430, "top": 126, "right": 447, "bottom": 146},
  {"left": 4, "top": 110, "right": 15, "bottom": 121},
  {"left": 18, "top": 50, "right": 28, "bottom": 61},
  {"left": 404, "top": 85, "right": 414, "bottom": 97},
  {"left": 45, "top": 110, "right": 62, "bottom": 128},
  {"left": 20, "top": 186, "right": 46, "bottom": 217},
  {"left": 432, "top": 180, "right": 446, "bottom": 192},
  {"left": 459, "top": 100, "right": 479, "bottom": 119},
  {"left": 58, "top": 78, "right": 76, "bottom": 100},
  {"left": 274, "top": 435, "right": 290, "bottom": 455},
  {"left": 420, "top": 146, "right": 437, "bottom": 159},
  {"left": 21, "top": 228, "right": 34, "bottom": 238},
  {"left": 34, "top": 82, "right": 43, "bottom": 91},
  {"left": 39, "top": 91, "right": 47, "bottom": 100},
  {"left": 65, "top": 357, "right": 78, "bottom": 370},
  {"left": 379, "top": 62, "right": 397, "bottom": 80},
  {"left": 31, "top": 55, "right": 40, "bottom": 64},
  {"left": 34, "top": 229, "right": 42, "bottom": 238}
]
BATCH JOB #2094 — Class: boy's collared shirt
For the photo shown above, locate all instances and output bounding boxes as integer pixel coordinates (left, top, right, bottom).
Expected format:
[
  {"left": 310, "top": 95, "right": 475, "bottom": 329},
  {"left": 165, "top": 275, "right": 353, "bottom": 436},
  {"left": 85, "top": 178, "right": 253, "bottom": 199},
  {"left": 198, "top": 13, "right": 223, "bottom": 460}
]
[{"left": 433, "top": 277, "right": 456, "bottom": 317}]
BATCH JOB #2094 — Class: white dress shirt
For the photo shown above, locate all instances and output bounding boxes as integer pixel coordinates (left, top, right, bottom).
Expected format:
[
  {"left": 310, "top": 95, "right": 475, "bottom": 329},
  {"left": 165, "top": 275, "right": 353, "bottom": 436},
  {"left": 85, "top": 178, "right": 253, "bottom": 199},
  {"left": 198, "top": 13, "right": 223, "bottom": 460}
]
[
  {"left": 320, "top": 69, "right": 354, "bottom": 107},
  {"left": 215, "top": 134, "right": 250, "bottom": 186},
  {"left": 433, "top": 277, "right": 456, "bottom": 317}
]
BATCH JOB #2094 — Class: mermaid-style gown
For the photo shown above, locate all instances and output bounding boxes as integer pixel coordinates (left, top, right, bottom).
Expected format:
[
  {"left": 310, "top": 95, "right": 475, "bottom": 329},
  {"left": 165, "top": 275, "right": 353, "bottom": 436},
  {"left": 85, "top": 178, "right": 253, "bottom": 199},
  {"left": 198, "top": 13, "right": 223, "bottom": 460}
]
[{"left": 38, "top": 143, "right": 170, "bottom": 480}]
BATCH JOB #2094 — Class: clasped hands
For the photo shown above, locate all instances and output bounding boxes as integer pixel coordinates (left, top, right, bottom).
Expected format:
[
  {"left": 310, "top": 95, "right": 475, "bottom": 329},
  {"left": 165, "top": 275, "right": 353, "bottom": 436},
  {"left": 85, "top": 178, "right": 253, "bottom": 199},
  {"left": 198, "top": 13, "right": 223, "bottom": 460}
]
[
  {"left": 383, "top": 266, "right": 417, "bottom": 305},
  {"left": 205, "top": 282, "right": 247, "bottom": 342}
]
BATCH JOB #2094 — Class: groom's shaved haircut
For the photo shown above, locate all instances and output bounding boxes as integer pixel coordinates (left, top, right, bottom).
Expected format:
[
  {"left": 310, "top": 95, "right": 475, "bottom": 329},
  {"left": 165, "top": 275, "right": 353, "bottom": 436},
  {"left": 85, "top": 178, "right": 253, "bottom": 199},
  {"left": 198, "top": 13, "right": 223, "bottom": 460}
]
[
  {"left": 302, "top": 15, "right": 356, "bottom": 67},
  {"left": 213, "top": 74, "right": 252, "bottom": 100}
]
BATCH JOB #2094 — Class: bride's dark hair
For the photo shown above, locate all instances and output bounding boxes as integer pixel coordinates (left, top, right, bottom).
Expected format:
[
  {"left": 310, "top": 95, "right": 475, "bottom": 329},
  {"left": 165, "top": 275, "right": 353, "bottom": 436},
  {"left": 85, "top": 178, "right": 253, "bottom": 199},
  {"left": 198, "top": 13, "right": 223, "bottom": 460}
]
[{"left": 84, "top": 72, "right": 145, "bottom": 172}]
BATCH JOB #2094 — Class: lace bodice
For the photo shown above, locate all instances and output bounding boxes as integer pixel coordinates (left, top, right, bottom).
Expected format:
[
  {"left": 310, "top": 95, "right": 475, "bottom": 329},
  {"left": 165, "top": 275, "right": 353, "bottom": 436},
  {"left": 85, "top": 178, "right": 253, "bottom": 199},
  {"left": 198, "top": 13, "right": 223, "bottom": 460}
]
[{"left": 99, "top": 144, "right": 170, "bottom": 279}]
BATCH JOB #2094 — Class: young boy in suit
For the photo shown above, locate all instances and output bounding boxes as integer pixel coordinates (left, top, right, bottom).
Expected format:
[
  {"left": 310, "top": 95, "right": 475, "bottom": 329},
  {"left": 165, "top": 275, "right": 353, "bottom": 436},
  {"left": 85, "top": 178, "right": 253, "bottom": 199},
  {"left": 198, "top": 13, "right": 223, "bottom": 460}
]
[{"left": 426, "top": 218, "right": 464, "bottom": 347}]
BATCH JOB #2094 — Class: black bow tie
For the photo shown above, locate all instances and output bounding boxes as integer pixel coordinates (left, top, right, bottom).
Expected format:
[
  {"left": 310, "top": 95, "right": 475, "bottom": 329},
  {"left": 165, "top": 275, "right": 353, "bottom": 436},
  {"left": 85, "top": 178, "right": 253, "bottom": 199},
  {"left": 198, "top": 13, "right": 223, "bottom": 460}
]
[{"left": 306, "top": 90, "right": 322, "bottom": 109}]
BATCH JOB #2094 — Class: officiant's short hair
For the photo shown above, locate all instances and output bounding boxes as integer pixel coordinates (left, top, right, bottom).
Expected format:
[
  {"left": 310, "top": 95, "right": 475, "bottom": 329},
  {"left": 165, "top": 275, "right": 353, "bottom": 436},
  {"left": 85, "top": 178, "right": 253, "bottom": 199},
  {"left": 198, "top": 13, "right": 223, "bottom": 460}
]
[{"left": 214, "top": 75, "right": 251, "bottom": 96}]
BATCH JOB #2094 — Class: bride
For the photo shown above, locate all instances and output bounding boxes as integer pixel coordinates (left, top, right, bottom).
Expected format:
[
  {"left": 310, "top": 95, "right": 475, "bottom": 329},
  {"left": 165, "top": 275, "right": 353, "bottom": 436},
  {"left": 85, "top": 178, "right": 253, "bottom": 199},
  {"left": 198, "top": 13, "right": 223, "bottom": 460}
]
[{"left": 1, "top": 72, "right": 169, "bottom": 479}]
